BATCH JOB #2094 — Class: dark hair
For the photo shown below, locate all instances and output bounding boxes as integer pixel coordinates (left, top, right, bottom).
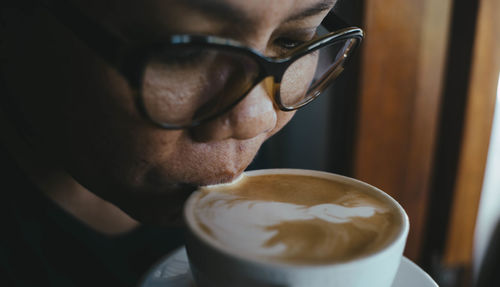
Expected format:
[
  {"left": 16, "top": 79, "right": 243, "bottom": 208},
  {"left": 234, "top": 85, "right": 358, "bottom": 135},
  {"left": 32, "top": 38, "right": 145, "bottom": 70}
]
[{"left": 0, "top": 0, "right": 37, "bottom": 145}]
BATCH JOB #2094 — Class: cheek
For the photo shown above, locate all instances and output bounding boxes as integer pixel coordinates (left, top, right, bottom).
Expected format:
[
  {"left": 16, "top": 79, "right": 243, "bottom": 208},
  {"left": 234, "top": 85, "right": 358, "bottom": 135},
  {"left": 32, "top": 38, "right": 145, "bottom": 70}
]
[
  {"left": 55, "top": 53, "right": 186, "bottom": 189},
  {"left": 140, "top": 50, "right": 260, "bottom": 127},
  {"left": 142, "top": 60, "right": 211, "bottom": 125}
]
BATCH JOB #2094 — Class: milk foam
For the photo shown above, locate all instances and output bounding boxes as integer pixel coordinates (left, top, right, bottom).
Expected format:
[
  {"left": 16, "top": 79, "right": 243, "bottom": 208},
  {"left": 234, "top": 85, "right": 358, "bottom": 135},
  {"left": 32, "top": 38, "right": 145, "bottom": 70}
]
[
  {"left": 193, "top": 175, "right": 398, "bottom": 264},
  {"left": 197, "top": 192, "right": 385, "bottom": 254}
]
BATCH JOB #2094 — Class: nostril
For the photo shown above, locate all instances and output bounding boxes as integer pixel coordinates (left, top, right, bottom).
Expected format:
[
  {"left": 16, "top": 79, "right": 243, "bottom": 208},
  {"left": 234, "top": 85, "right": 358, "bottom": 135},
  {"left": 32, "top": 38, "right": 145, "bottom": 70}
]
[{"left": 189, "top": 116, "right": 231, "bottom": 142}]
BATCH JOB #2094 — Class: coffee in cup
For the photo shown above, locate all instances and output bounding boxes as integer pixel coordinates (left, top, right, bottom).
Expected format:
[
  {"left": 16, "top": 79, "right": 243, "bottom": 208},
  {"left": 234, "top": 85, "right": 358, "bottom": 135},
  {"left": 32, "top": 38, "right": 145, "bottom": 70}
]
[{"left": 184, "top": 169, "right": 409, "bottom": 287}]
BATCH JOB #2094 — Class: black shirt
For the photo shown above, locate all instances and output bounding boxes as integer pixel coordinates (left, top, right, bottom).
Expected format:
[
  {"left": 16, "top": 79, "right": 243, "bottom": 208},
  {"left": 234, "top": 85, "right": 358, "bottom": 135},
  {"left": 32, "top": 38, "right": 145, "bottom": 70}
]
[{"left": 0, "top": 149, "right": 185, "bottom": 287}]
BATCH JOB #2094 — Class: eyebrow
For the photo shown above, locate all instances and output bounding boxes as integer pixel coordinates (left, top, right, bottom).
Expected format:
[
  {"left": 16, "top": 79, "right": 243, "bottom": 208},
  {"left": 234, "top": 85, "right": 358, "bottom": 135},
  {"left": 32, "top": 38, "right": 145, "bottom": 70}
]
[
  {"left": 285, "top": 0, "right": 337, "bottom": 22},
  {"left": 185, "top": 0, "right": 337, "bottom": 26},
  {"left": 184, "top": 0, "right": 254, "bottom": 25}
]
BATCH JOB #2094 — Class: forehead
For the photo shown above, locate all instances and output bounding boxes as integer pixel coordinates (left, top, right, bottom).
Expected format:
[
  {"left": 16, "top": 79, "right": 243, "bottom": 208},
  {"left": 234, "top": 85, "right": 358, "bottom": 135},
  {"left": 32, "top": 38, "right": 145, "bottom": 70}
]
[
  {"left": 92, "top": 0, "right": 336, "bottom": 40},
  {"left": 179, "top": 0, "right": 337, "bottom": 22}
]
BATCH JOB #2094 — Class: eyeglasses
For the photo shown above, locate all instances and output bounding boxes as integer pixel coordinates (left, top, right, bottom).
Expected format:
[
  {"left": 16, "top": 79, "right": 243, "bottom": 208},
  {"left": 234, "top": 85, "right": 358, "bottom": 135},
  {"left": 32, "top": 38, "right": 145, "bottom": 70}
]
[{"left": 42, "top": 0, "right": 364, "bottom": 129}]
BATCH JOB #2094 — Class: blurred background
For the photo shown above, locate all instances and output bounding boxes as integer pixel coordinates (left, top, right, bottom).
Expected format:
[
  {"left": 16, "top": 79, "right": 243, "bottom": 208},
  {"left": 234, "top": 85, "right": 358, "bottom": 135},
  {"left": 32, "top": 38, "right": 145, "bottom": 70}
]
[{"left": 248, "top": 0, "right": 500, "bottom": 286}]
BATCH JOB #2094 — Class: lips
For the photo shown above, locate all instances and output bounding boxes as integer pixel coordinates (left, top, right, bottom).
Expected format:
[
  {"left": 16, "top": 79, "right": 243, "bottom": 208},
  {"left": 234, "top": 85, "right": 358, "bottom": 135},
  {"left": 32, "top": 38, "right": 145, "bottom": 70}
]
[{"left": 163, "top": 136, "right": 262, "bottom": 185}]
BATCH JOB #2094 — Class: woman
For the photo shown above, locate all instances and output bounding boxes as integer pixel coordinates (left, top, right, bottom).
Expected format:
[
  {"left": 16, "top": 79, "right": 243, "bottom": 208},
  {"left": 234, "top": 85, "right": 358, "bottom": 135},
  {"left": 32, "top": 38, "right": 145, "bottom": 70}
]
[{"left": 0, "top": 0, "right": 362, "bottom": 285}]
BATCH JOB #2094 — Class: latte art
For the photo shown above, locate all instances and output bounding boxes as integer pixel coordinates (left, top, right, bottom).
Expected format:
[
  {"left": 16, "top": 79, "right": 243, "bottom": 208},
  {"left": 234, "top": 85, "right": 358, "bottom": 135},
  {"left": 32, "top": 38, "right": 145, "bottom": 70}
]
[{"left": 192, "top": 174, "right": 400, "bottom": 264}]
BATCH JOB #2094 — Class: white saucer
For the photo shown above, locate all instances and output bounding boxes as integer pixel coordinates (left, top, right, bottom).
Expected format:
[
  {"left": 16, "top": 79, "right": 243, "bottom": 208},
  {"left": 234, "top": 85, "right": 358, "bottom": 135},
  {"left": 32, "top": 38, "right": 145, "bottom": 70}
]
[{"left": 140, "top": 247, "right": 438, "bottom": 287}]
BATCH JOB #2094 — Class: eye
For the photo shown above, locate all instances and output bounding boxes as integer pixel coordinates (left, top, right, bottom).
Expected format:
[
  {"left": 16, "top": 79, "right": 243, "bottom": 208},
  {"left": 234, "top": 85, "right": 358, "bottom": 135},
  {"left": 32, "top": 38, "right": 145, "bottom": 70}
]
[
  {"left": 271, "top": 29, "right": 318, "bottom": 56},
  {"left": 274, "top": 37, "right": 305, "bottom": 50}
]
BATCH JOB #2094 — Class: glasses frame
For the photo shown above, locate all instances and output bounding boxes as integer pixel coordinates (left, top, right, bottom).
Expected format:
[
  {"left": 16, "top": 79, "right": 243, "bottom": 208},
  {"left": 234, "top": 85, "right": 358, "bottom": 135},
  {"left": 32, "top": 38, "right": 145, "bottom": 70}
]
[{"left": 41, "top": 0, "right": 364, "bottom": 129}]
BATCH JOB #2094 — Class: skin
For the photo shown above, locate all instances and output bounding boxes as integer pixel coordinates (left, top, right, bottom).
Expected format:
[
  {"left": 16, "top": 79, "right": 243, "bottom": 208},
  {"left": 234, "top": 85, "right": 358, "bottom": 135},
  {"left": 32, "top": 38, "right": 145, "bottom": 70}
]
[{"left": 0, "top": 0, "right": 335, "bottom": 233}]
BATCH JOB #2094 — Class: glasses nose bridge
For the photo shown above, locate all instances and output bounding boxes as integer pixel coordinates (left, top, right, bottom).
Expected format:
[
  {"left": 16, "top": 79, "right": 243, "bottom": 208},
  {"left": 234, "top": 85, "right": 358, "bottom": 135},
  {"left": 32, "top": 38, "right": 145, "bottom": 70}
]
[
  {"left": 260, "top": 57, "right": 291, "bottom": 84},
  {"left": 243, "top": 57, "right": 288, "bottom": 108},
  {"left": 255, "top": 56, "right": 302, "bottom": 110}
]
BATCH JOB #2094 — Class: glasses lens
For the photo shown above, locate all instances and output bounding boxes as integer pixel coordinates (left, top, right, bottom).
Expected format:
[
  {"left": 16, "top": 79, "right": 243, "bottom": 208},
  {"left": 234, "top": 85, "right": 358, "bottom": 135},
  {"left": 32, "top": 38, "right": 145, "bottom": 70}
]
[
  {"left": 280, "top": 38, "right": 357, "bottom": 109},
  {"left": 140, "top": 46, "right": 260, "bottom": 127}
]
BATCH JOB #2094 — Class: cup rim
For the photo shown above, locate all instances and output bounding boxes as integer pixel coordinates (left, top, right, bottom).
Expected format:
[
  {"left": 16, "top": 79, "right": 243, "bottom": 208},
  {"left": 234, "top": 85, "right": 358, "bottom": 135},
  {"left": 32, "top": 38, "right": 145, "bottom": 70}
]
[{"left": 183, "top": 168, "right": 410, "bottom": 269}]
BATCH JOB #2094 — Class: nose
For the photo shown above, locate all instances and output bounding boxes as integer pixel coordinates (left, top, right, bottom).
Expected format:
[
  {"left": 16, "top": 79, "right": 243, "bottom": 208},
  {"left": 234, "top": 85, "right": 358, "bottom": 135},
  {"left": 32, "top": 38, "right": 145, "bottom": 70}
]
[{"left": 190, "top": 78, "right": 278, "bottom": 142}]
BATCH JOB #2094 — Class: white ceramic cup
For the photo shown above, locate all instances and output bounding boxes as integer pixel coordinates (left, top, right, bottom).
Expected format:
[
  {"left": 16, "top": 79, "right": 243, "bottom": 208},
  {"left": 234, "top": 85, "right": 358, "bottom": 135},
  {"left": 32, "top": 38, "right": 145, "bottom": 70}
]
[{"left": 183, "top": 169, "right": 410, "bottom": 287}]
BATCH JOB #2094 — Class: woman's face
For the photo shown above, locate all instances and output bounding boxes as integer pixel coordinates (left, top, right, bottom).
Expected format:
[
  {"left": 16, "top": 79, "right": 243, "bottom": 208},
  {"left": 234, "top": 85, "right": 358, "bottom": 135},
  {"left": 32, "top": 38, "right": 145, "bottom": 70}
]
[{"left": 4, "top": 0, "right": 335, "bottom": 223}]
